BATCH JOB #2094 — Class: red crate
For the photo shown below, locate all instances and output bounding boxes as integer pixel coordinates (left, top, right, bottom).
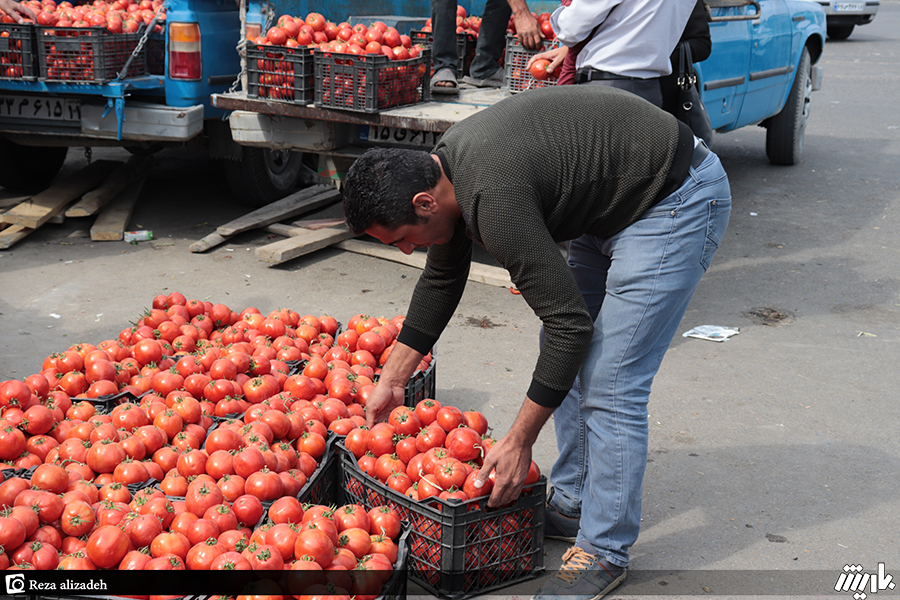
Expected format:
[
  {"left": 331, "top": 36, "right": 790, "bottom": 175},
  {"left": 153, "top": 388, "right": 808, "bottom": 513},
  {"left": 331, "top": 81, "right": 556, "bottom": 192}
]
[
  {"left": 36, "top": 26, "right": 145, "bottom": 83},
  {"left": 0, "top": 23, "right": 38, "bottom": 80},
  {"left": 503, "top": 34, "right": 559, "bottom": 93},
  {"left": 338, "top": 441, "right": 545, "bottom": 597},
  {"left": 246, "top": 43, "right": 314, "bottom": 104},
  {"left": 314, "top": 48, "right": 431, "bottom": 113}
]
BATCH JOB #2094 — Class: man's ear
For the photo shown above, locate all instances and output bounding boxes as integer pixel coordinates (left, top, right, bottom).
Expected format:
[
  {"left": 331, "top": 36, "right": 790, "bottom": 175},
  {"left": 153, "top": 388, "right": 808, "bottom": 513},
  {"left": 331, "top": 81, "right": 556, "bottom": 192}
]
[{"left": 412, "top": 192, "right": 438, "bottom": 216}]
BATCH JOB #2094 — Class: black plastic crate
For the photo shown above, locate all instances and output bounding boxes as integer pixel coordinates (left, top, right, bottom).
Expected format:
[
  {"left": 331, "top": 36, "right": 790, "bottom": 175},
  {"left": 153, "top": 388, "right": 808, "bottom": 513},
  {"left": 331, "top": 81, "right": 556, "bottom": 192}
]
[
  {"left": 247, "top": 43, "right": 314, "bottom": 104},
  {"left": 338, "top": 441, "right": 545, "bottom": 597},
  {"left": 147, "top": 31, "right": 165, "bottom": 76},
  {"left": 403, "top": 349, "right": 436, "bottom": 408},
  {"left": 503, "top": 34, "right": 559, "bottom": 93},
  {"left": 410, "top": 29, "right": 476, "bottom": 79},
  {"left": 36, "top": 26, "right": 145, "bottom": 83},
  {"left": 0, "top": 23, "right": 38, "bottom": 80},
  {"left": 314, "top": 47, "right": 431, "bottom": 114}
]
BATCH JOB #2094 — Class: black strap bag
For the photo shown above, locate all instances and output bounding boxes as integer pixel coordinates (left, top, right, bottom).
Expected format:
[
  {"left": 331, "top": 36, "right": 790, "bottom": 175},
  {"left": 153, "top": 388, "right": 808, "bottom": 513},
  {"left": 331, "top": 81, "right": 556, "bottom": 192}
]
[{"left": 675, "top": 41, "right": 714, "bottom": 145}]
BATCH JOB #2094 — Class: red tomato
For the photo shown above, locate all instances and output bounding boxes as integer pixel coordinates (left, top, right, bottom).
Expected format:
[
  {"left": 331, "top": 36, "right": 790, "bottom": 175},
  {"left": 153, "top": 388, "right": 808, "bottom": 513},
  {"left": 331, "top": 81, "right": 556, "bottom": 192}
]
[{"left": 86, "top": 525, "right": 130, "bottom": 569}]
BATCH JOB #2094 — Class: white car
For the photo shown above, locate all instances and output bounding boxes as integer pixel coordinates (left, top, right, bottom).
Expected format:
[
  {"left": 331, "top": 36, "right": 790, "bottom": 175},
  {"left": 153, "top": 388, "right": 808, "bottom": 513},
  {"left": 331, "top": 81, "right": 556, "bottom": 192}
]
[{"left": 814, "top": 0, "right": 879, "bottom": 39}]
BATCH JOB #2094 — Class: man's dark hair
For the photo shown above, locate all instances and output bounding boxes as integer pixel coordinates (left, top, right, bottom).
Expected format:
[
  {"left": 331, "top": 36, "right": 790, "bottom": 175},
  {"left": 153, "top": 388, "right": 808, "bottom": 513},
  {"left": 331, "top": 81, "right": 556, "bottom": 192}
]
[{"left": 343, "top": 147, "right": 442, "bottom": 235}]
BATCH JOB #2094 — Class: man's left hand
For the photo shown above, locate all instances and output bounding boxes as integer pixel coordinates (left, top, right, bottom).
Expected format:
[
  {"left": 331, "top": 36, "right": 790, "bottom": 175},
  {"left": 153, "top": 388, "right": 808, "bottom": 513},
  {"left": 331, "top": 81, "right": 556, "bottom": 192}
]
[
  {"left": 474, "top": 434, "right": 533, "bottom": 507},
  {"left": 514, "top": 11, "right": 542, "bottom": 50}
]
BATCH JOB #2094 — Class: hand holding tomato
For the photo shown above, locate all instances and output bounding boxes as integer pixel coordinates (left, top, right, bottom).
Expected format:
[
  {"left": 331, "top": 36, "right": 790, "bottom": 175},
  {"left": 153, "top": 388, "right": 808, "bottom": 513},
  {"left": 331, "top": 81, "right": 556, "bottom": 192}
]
[
  {"left": 474, "top": 434, "right": 533, "bottom": 507},
  {"left": 526, "top": 45, "right": 568, "bottom": 77},
  {"left": 364, "top": 382, "right": 405, "bottom": 429}
]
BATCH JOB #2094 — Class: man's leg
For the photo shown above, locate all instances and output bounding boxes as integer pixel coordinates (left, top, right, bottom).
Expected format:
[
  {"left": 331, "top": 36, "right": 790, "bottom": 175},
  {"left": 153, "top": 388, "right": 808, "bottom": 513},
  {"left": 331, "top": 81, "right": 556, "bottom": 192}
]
[
  {"left": 466, "top": 0, "right": 511, "bottom": 81},
  {"left": 546, "top": 236, "right": 608, "bottom": 540},
  {"left": 576, "top": 150, "right": 731, "bottom": 568},
  {"left": 431, "top": 0, "right": 461, "bottom": 92}
]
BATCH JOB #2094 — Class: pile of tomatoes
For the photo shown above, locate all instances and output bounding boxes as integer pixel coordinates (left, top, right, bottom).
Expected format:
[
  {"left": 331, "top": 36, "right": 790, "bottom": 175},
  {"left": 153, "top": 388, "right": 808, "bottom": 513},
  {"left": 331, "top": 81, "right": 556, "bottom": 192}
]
[{"left": 0, "top": 291, "right": 428, "bottom": 584}]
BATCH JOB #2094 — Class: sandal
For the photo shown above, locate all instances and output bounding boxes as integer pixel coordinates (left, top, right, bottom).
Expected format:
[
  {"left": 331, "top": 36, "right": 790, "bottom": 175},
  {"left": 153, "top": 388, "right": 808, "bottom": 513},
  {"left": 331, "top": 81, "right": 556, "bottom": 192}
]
[
  {"left": 462, "top": 68, "right": 504, "bottom": 88},
  {"left": 431, "top": 67, "right": 459, "bottom": 95}
]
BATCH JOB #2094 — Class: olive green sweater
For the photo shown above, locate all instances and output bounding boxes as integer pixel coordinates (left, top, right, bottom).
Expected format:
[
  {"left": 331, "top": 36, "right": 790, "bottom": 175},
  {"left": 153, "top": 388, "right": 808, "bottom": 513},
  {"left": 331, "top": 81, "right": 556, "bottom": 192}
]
[{"left": 397, "top": 85, "right": 694, "bottom": 407}]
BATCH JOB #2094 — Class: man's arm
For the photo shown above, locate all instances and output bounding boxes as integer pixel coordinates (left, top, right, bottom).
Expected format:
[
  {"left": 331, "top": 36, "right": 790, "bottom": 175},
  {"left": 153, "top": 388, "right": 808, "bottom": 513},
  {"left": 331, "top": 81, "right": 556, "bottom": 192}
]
[
  {"left": 508, "top": 0, "right": 541, "bottom": 50},
  {"left": 551, "top": 0, "right": 622, "bottom": 46},
  {"left": 475, "top": 397, "right": 554, "bottom": 506}
]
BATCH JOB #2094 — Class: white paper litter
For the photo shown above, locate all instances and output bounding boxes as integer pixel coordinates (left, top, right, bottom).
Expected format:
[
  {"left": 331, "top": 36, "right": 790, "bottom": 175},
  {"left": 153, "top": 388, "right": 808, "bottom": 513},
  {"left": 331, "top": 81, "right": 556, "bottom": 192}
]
[
  {"left": 682, "top": 325, "right": 740, "bottom": 342},
  {"left": 49, "top": 313, "right": 61, "bottom": 319}
]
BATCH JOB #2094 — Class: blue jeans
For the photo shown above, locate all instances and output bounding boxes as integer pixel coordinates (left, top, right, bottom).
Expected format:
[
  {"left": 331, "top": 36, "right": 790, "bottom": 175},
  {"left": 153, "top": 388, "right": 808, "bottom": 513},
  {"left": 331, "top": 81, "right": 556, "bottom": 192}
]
[{"left": 548, "top": 147, "right": 731, "bottom": 568}]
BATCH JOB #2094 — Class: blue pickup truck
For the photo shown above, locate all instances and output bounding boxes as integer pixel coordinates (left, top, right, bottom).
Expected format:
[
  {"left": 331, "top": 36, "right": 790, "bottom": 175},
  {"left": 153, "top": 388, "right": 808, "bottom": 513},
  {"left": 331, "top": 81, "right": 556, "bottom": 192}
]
[
  {"left": 214, "top": 0, "right": 826, "bottom": 173},
  {"left": 0, "top": 0, "right": 312, "bottom": 206}
]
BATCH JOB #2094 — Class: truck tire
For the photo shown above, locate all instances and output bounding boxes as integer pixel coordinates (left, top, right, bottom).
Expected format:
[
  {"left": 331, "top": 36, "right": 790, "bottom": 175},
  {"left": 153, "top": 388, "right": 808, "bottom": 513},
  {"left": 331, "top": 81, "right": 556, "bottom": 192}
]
[
  {"left": 765, "top": 47, "right": 811, "bottom": 166},
  {"left": 225, "top": 147, "right": 305, "bottom": 207},
  {"left": 0, "top": 138, "right": 68, "bottom": 193},
  {"left": 827, "top": 24, "right": 854, "bottom": 40}
]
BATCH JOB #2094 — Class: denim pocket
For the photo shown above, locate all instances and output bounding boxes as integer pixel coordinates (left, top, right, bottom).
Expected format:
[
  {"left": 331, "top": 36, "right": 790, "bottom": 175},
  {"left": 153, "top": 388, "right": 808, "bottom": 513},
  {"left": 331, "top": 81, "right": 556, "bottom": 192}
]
[{"left": 700, "top": 197, "right": 731, "bottom": 271}]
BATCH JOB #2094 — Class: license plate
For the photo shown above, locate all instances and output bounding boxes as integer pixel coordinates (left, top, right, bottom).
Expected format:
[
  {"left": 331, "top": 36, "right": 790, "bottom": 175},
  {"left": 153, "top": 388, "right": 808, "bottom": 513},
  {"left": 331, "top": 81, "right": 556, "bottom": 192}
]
[
  {"left": 358, "top": 125, "right": 442, "bottom": 148},
  {"left": 833, "top": 2, "right": 864, "bottom": 11},
  {"left": 0, "top": 95, "right": 81, "bottom": 122}
]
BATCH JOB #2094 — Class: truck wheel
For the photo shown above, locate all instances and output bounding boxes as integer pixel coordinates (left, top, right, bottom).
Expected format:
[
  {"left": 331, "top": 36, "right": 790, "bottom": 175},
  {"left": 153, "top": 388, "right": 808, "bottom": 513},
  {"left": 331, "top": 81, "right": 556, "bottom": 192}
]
[
  {"left": 225, "top": 147, "right": 305, "bottom": 207},
  {"left": 827, "top": 24, "right": 854, "bottom": 40},
  {"left": 0, "top": 138, "right": 68, "bottom": 193},
  {"left": 765, "top": 47, "right": 811, "bottom": 166}
]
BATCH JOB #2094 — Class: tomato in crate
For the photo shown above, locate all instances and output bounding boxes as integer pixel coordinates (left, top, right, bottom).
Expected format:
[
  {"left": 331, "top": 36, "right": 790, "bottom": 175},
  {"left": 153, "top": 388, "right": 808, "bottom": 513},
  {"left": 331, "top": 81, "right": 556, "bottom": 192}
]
[{"left": 246, "top": 42, "right": 313, "bottom": 104}]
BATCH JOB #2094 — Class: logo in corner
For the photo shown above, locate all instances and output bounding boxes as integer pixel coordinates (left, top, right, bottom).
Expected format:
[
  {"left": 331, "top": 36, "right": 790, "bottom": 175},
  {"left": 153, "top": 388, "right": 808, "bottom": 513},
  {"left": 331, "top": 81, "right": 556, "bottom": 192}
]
[
  {"left": 5, "top": 573, "right": 26, "bottom": 594},
  {"left": 835, "top": 563, "right": 896, "bottom": 600}
]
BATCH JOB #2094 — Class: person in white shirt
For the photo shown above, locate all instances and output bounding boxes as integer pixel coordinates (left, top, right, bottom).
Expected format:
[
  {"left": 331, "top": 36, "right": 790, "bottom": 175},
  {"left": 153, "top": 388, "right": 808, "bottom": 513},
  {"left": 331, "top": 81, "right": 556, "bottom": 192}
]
[{"left": 529, "top": 0, "right": 695, "bottom": 106}]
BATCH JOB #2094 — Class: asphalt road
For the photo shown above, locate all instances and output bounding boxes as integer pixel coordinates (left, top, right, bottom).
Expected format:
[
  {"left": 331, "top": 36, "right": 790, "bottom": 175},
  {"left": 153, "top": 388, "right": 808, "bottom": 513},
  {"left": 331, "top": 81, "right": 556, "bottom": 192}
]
[{"left": 1, "top": 4, "right": 899, "bottom": 597}]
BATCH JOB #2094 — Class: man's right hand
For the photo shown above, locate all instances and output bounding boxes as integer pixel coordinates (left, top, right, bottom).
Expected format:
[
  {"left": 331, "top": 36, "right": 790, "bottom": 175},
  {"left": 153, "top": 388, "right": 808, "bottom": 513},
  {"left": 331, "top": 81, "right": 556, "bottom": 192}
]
[{"left": 365, "top": 381, "right": 406, "bottom": 429}]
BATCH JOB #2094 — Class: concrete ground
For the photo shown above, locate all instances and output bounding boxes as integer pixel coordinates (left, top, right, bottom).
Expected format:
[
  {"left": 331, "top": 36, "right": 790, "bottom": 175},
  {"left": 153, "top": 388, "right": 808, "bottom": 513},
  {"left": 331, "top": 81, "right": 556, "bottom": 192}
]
[{"left": 1, "top": 3, "right": 899, "bottom": 598}]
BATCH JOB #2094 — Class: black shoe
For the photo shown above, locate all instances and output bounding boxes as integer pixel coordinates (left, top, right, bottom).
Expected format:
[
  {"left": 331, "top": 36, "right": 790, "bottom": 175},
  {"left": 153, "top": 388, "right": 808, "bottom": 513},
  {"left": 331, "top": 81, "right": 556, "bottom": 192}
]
[{"left": 545, "top": 501, "right": 579, "bottom": 542}]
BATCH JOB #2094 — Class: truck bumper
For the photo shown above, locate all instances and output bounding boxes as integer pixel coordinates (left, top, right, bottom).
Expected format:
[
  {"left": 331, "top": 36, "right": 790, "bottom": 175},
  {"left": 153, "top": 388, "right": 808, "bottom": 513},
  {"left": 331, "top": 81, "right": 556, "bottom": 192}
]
[
  {"left": 228, "top": 110, "right": 355, "bottom": 151},
  {"left": 81, "top": 103, "right": 205, "bottom": 142}
]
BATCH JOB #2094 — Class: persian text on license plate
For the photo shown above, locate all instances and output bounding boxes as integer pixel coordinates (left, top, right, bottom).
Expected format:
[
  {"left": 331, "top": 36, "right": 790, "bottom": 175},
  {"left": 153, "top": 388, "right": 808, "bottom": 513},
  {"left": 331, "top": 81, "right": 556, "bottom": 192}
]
[
  {"left": 358, "top": 125, "right": 442, "bottom": 148},
  {"left": 833, "top": 2, "right": 864, "bottom": 12},
  {"left": 0, "top": 95, "right": 81, "bottom": 122}
]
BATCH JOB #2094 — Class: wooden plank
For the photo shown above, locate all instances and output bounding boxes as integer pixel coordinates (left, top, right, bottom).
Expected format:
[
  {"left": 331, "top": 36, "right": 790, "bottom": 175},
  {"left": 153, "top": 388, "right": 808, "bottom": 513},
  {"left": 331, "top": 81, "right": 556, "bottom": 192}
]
[
  {"left": 216, "top": 184, "right": 339, "bottom": 237},
  {"left": 290, "top": 217, "right": 346, "bottom": 230},
  {"left": 263, "top": 223, "right": 303, "bottom": 238},
  {"left": 1, "top": 160, "right": 120, "bottom": 229},
  {"left": 0, "top": 195, "right": 29, "bottom": 210},
  {"left": 256, "top": 226, "right": 355, "bottom": 265},
  {"left": 67, "top": 154, "right": 156, "bottom": 218},
  {"left": 190, "top": 232, "right": 228, "bottom": 253},
  {"left": 0, "top": 224, "right": 33, "bottom": 249},
  {"left": 334, "top": 239, "right": 513, "bottom": 288},
  {"left": 90, "top": 178, "right": 146, "bottom": 241}
]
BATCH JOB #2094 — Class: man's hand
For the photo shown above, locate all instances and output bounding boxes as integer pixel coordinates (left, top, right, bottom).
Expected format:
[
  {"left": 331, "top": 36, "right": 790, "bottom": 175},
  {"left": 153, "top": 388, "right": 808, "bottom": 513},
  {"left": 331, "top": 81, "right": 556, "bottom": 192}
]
[
  {"left": 363, "top": 340, "right": 424, "bottom": 428},
  {"left": 526, "top": 45, "right": 568, "bottom": 75},
  {"left": 514, "top": 11, "right": 542, "bottom": 50},
  {"left": 365, "top": 381, "right": 405, "bottom": 429},
  {"left": 473, "top": 395, "right": 554, "bottom": 507},
  {"left": 474, "top": 434, "right": 533, "bottom": 507},
  {"left": 0, "top": 0, "right": 37, "bottom": 23}
]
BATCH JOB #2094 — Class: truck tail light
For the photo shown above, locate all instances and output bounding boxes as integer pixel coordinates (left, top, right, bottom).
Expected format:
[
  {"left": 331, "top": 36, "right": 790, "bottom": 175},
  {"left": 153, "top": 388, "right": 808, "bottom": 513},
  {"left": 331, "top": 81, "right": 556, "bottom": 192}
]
[
  {"left": 169, "top": 22, "right": 202, "bottom": 80},
  {"left": 246, "top": 23, "right": 261, "bottom": 41}
]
